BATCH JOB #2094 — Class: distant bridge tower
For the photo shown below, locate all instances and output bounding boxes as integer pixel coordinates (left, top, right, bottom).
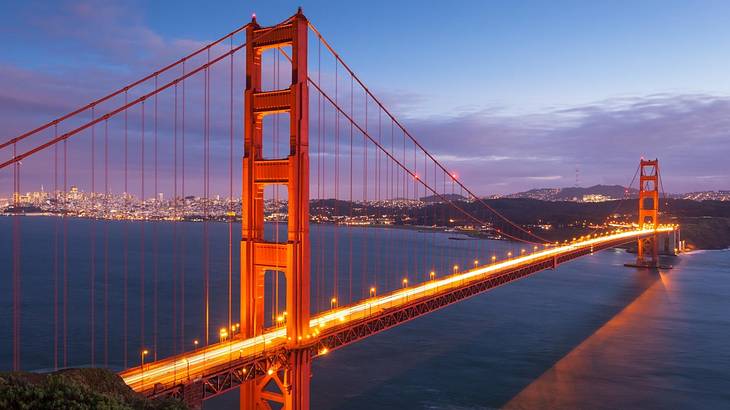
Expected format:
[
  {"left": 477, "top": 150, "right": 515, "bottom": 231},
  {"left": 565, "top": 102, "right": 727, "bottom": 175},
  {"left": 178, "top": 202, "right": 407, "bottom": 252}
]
[
  {"left": 636, "top": 158, "right": 660, "bottom": 266},
  {"left": 240, "top": 9, "right": 311, "bottom": 409}
]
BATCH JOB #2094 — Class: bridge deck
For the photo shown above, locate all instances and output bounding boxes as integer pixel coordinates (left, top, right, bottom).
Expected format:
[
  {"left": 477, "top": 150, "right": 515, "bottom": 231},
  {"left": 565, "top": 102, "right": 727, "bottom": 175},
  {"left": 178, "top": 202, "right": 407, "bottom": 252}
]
[{"left": 119, "top": 227, "right": 673, "bottom": 399}]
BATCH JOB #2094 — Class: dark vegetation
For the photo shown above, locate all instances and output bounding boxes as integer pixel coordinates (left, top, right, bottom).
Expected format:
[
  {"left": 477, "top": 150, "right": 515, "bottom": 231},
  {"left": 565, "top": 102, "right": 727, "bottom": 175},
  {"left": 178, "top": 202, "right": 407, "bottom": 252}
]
[{"left": 0, "top": 368, "right": 187, "bottom": 410}]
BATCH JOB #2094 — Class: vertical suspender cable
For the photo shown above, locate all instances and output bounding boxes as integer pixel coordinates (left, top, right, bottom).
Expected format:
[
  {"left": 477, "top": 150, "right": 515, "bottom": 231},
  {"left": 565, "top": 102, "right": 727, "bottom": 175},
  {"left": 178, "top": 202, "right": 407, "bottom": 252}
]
[
  {"left": 203, "top": 51, "right": 208, "bottom": 346},
  {"left": 63, "top": 138, "right": 68, "bottom": 368},
  {"left": 385, "top": 120, "right": 398, "bottom": 289},
  {"left": 123, "top": 90, "right": 129, "bottom": 368},
  {"left": 373, "top": 105, "right": 379, "bottom": 293},
  {"left": 172, "top": 83, "right": 179, "bottom": 354},
  {"left": 153, "top": 75, "right": 159, "bottom": 361},
  {"left": 334, "top": 59, "right": 339, "bottom": 304},
  {"left": 203, "top": 53, "right": 208, "bottom": 345},
  {"left": 348, "top": 75, "right": 353, "bottom": 305},
  {"left": 313, "top": 46, "right": 319, "bottom": 312},
  {"left": 90, "top": 106, "right": 96, "bottom": 367},
  {"left": 12, "top": 141, "right": 20, "bottom": 371},
  {"left": 401, "top": 134, "right": 411, "bottom": 277},
  {"left": 140, "top": 100, "right": 146, "bottom": 358},
  {"left": 181, "top": 61, "right": 186, "bottom": 350},
  {"left": 372, "top": 103, "right": 377, "bottom": 291},
  {"left": 104, "top": 119, "right": 109, "bottom": 366},
  {"left": 321, "top": 84, "right": 326, "bottom": 310},
  {"left": 53, "top": 127, "right": 59, "bottom": 370},
  {"left": 362, "top": 92, "right": 368, "bottom": 298},
  {"left": 228, "top": 34, "right": 234, "bottom": 342}
]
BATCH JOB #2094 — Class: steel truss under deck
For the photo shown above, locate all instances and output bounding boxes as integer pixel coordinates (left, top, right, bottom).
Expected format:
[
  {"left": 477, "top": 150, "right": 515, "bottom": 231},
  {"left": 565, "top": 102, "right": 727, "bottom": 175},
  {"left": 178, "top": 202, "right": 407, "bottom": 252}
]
[{"left": 144, "top": 234, "right": 648, "bottom": 407}]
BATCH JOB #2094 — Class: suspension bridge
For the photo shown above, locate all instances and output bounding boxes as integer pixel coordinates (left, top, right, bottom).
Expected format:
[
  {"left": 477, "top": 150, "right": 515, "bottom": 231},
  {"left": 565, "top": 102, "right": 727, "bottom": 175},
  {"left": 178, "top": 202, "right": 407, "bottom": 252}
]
[{"left": 1, "top": 9, "right": 679, "bottom": 410}]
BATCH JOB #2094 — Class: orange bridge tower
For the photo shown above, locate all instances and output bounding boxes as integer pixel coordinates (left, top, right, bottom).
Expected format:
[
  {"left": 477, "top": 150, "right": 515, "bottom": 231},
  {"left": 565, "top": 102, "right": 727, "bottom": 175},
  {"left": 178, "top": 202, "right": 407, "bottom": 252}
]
[
  {"left": 636, "top": 158, "right": 660, "bottom": 267},
  {"left": 240, "top": 9, "right": 311, "bottom": 409}
]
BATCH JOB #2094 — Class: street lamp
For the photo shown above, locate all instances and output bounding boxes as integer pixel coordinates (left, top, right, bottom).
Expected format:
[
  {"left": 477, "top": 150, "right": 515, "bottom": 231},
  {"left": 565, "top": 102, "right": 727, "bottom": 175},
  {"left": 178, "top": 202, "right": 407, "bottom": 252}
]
[
  {"left": 402, "top": 278, "right": 408, "bottom": 288},
  {"left": 473, "top": 259, "right": 479, "bottom": 267},
  {"left": 368, "top": 286, "right": 376, "bottom": 316},
  {"left": 507, "top": 251, "right": 512, "bottom": 259},
  {"left": 193, "top": 339, "right": 199, "bottom": 350},
  {"left": 330, "top": 297, "right": 338, "bottom": 309},
  {"left": 219, "top": 327, "right": 228, "bottom": 342},
  {"left": 491, "top": 255, "right": 497, "bottom": 263},
  {"left": 453, "top": 265, "right": 458, "bottom": 274},
  {"left": 430, "top": 271, "right": 435, "bottom": 281},
  {"left": 141, "top": 349, "right": 149, "bottom": 388}
]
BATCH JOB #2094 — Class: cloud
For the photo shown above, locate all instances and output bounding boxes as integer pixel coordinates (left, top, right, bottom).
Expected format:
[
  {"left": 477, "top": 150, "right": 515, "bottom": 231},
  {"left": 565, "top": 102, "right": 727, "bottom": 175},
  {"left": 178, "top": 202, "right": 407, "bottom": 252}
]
[
  {"left": 1, "top": 2, "right": 727, "bottom": 197},
  {"left": 526, "top": 175, "right": 562, "bottom": 181},
  {"left": 0, "top": 0, "right": 246, "bottom": 196},
  {"left": 25, "top": 0, "right": 167, "bottom": 67},
  {"left": 399, "top": 93, "right": 730, "bottom": 193}
]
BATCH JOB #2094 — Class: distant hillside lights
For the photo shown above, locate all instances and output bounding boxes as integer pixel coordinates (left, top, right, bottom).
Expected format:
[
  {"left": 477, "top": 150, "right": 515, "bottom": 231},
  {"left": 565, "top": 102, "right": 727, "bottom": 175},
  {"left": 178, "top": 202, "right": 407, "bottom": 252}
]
[
  {"left": 581, "top": 194, "right": 613, "bottom": 203},
  {"left": 682, "top": 191, "right": 730, "bottom": 201},
  {"left": 505, "top": 184, "right": 730, "bottom": 202}
]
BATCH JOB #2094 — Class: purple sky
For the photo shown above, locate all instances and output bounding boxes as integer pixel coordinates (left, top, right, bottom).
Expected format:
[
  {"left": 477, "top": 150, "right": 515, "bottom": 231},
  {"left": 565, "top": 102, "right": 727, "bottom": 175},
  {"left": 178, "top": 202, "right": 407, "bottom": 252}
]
[{"left": 1, "top": 0, "right": 729, "bottom": 196}]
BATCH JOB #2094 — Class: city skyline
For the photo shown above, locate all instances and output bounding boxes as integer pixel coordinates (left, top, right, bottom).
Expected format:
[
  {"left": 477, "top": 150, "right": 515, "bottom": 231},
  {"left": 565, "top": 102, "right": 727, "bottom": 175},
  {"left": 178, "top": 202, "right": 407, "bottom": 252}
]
[{"left": 3, "top": 181, "right": 730, "bottom": 203}]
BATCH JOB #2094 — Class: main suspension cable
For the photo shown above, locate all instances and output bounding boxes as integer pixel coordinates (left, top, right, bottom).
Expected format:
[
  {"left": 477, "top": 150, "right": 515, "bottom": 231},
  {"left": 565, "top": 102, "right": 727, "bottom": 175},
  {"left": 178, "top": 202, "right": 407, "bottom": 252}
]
[{"left": 306, "top": 22, "right": 549, "bottom": 244}]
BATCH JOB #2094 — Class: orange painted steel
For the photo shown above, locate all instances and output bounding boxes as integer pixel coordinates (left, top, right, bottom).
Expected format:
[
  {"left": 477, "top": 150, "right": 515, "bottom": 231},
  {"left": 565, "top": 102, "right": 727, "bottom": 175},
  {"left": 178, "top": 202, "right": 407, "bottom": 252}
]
[
  {"left": 637, "top": 159, "right": 660, "bottom": 266},
  {"left": 240, "top": 9, "right": 311, "bottom": 409}
]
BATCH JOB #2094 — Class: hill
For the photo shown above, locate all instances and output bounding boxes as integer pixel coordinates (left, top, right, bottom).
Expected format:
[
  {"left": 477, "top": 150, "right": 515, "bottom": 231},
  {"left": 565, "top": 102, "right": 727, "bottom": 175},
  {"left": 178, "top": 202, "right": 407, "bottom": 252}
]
[
  {"left": 505, "top": 184, "right": 639, "bottom": 201},
  {"left": 0, "top": 368, "right": 186, "bottom": 409}
]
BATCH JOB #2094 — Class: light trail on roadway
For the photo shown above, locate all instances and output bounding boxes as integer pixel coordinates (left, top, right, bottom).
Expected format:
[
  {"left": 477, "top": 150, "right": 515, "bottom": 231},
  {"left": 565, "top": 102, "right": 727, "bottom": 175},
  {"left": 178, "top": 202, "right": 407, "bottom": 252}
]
[{"left": 121, "top": 227, "right": 675, "bottom": 391}]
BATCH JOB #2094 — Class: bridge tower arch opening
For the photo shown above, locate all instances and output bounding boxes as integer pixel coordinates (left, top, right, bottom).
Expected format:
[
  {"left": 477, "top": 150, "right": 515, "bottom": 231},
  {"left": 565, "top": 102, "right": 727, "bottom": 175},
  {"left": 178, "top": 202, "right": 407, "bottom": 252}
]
[
  {"left": 240, "top": 9, "right": 311, "bottom": 410},
  {"left": 636, "top": 158, "right": 660, "bottom": 267}
]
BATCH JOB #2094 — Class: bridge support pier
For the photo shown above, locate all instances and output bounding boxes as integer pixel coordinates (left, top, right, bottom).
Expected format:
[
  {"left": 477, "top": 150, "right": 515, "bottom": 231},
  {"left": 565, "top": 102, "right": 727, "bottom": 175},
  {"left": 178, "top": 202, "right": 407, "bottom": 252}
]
[
  {"left": 181, "top": 380, "right": 205, "bottom": 410},
  {"left": 240, "top": 349, "right": 311, "bottom": 410}
]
